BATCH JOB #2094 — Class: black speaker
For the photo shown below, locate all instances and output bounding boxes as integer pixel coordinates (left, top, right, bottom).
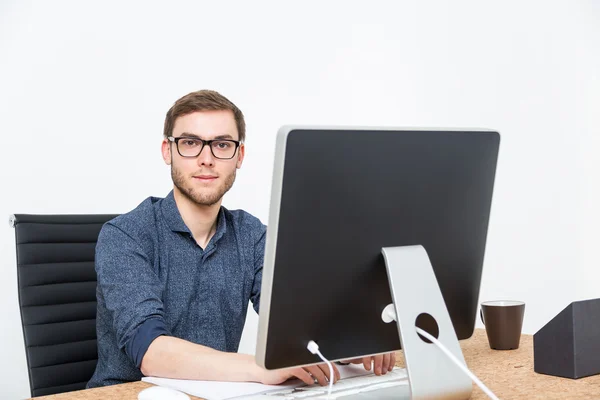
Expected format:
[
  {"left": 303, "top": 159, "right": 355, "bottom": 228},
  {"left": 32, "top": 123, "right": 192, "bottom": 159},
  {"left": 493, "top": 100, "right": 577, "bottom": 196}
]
[{"left": 533, "top": 298, "right": 600, "bottom": 379}]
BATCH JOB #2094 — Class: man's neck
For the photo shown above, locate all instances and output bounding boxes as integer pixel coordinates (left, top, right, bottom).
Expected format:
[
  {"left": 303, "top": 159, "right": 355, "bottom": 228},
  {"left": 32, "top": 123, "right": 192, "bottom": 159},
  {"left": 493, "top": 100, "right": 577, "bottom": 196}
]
[{"left": 173, "top": 188, "right": 221, "bottom": 249}]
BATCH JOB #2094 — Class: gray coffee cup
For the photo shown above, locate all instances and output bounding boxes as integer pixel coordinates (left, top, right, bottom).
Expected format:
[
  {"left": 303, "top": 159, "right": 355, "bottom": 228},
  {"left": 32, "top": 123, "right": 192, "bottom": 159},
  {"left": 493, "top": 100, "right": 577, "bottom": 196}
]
[{"left": 480, "top": 300, "right": 525, "bottom": 350}]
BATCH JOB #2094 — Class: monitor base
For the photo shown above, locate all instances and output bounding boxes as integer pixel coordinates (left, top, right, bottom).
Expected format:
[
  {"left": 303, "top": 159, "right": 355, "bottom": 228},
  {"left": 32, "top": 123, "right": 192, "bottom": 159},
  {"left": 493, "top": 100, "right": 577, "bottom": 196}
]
[{"left": 381, "top": 245, "right": 472, "bottom": 400}]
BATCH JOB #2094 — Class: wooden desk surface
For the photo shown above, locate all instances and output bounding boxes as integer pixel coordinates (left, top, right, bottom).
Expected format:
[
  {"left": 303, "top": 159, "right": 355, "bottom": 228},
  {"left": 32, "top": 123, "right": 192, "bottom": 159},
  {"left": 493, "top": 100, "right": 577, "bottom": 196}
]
[{"left": 33, "top": 329, "right": 600, "bottom": 400}]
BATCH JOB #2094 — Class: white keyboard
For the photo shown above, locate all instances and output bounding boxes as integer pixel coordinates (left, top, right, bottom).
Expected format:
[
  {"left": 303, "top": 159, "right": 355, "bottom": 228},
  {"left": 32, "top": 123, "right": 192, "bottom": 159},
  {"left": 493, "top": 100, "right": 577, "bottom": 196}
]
[{"left": 250, "top": 368, "right": 408, "bottom": 399}]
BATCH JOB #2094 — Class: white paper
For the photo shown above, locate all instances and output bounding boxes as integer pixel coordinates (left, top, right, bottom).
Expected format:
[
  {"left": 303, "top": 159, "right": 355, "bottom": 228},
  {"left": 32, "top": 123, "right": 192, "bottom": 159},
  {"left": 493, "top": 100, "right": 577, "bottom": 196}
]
[
  {"left": 142, "top": 364, "right": 394, "bottom": 400},
  {"left": 141, "top": 376, "right": 300, "bottom": 400}
]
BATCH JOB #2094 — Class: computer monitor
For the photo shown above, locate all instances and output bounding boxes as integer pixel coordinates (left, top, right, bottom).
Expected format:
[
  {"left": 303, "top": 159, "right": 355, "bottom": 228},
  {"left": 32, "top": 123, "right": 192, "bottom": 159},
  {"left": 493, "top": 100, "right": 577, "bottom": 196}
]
[{"left": 256, "top": 126, "right": 500, "bottom": 371}]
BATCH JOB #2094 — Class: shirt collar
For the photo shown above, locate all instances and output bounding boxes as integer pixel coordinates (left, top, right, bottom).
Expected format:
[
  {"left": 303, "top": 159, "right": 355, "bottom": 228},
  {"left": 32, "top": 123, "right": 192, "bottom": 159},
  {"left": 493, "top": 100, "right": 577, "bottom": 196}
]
[
  {"left": 161, "top": 190, "right": 227, "bottom": 242},
  {"left": 161, "top": 190, "right": 190, "bottom": 233},
  {"left": 210, "top": 207, "right": 227, "bottom": 245}
]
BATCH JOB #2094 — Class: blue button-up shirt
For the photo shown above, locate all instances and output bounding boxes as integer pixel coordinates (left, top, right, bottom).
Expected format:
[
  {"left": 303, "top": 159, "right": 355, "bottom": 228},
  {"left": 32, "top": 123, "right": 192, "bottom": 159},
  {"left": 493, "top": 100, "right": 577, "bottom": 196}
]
[{"left": 87, "top": 191, "right": 266, "bottom": 387}]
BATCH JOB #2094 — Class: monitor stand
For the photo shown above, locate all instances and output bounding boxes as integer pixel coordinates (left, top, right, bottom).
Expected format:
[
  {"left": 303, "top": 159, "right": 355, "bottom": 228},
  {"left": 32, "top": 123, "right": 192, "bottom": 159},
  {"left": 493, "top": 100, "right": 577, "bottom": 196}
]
[{"left": 380, "top": 245, "right": 472, "bottom": 400}]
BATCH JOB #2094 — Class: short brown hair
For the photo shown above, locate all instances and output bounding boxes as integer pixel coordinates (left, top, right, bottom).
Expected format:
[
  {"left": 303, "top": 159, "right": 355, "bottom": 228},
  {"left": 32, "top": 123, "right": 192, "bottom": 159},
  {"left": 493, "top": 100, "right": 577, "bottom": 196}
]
[{"left": 163, "top": 90, "right": 246, "bottom": 142}]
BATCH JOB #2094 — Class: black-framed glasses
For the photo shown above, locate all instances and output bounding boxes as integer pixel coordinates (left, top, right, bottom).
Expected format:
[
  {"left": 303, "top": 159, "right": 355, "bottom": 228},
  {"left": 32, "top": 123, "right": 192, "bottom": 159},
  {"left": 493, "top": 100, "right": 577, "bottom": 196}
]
[{"left": 167, "top": 136, "right": 241, "bottom": 159}]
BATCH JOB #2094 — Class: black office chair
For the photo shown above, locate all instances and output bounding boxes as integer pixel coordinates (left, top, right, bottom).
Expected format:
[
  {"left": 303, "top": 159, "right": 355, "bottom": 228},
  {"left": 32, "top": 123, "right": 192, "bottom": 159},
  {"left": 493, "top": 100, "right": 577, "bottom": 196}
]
[{"left": 10, "top": 213, "right": 119, "bottom": 397}]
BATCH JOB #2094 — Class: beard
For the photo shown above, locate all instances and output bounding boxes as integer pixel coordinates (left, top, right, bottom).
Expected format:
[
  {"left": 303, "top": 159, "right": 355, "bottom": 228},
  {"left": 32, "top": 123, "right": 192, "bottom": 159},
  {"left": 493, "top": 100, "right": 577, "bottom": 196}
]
[{"left": 172, "top": 164, "right": 236, "bottom": 207}]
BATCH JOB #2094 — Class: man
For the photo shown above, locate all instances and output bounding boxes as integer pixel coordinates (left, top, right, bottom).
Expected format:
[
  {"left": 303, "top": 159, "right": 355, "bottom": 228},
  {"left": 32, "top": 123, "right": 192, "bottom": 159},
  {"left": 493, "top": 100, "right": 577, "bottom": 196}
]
[{"left": 87, "top": 90, "right": 395, "bottom": 388}]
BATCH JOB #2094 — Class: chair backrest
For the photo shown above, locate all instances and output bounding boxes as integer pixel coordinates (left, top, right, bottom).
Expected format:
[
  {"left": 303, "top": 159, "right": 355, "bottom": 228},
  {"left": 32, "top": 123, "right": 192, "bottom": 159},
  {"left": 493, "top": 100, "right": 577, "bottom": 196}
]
[{"left": 11, "top": 213, "right": 119, "bottom": 397}]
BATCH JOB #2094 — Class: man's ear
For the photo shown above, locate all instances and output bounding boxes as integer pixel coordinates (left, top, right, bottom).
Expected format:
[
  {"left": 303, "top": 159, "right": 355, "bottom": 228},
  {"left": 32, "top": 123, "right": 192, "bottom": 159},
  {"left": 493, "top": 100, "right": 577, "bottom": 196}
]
[
  {"left": 236, "top": 143, "right": 245, "bottom": 169},
  {"left": 162, "top": 139, "right": 172, "bottom": 165}
]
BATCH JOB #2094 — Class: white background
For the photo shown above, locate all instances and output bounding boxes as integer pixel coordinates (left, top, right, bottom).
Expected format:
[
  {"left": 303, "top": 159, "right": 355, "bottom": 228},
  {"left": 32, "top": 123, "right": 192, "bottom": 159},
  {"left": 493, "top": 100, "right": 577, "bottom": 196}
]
[{"left": 1, "top": 1, "right": 598, "bottom": 398}]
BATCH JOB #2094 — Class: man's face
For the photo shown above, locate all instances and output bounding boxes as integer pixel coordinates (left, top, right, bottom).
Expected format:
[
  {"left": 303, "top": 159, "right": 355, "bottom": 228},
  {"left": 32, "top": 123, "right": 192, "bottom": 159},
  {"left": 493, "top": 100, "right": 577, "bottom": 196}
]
[{"left": 162, "top": 110, "right": 245, "bottom": 207}]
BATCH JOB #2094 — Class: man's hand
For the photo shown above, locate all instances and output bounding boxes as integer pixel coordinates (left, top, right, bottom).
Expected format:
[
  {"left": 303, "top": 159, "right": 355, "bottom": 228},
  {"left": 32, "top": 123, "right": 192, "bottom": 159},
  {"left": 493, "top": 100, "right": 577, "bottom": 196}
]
[
  {"left": 259, "top": 362, "right": 340, "bottom": 386},
  {"left": 342, "top": 353, "right": 396, "bottom": 375},
  {"left": 257, "top": 352, "right": 396, "bottom": 386}
]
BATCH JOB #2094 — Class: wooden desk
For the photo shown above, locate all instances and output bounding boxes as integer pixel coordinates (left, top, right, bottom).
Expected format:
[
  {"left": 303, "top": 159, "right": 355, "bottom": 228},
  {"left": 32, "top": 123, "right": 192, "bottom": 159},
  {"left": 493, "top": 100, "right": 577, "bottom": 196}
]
[{"left": 33, "top": 329, "right": 600, "bottom": 400}]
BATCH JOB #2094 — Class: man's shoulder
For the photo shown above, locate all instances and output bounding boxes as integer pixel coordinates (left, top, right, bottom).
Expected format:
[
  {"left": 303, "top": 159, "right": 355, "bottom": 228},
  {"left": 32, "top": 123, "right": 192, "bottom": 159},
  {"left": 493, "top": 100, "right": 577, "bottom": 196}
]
[
  {"left": 102, "top": 195, "right": 163, "bottom": 237},
  {"left": 223, "top": 208, "right": 266, "bottom": 235}
]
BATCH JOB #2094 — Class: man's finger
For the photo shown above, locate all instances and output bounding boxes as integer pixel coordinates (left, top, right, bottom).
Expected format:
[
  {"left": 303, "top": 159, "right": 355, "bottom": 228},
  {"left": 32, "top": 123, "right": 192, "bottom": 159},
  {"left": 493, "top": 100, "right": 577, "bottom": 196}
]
[
  {"left": 381, "top": 353, "right": 391, "bottom": 374},
  {"left": 291, "top": 368, "right": 316, "bottom": 386},
  {"left": 316, "top": 362, "right": 339, "bottom": 383},
  {"left": 389, "top": 352, "right": 396, "bottom": 371},
  {"left": 373, "top": 355, "right": 383, "bottom": 375},
  {"left": 363, "top": 356, "right": 372, "bottom": 371},
  {"left": 305, "top": 365, "right": 328, "bottom": 386},
  {"left": 334, "top": 362, "right": 341, "bottom": 381}
]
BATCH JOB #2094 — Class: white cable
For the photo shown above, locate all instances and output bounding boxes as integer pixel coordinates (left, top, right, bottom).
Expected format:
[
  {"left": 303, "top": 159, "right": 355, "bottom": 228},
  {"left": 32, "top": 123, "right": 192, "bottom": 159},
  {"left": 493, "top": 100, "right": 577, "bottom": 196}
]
[
  {"left": 307, "top": 340, "right": 334, "bottom": 398},
  {"left": 415, "top": 327, "right": 500, "bottom": 400}
]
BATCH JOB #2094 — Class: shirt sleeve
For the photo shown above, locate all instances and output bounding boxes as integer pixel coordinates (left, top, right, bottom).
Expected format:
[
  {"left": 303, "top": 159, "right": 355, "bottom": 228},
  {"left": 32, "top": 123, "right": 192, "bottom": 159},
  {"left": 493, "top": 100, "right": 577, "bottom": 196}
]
[
  {"left": 95, "top": 222, "right": 171, "bottom": 368},
  {"left": 250, "top": 225, "right": 266, "bottom": 314}
]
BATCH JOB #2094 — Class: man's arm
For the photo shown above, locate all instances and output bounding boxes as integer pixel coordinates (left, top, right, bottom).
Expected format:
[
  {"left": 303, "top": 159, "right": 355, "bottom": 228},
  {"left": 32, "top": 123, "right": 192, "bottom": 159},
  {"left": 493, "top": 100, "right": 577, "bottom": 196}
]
[
  {"left": 141, "top": 336, "right": 340, "bottom": 386},
  {"left": 250, "top": 226, "right": 266, "bottom": 313},
  {"left": 140, "top": 336, "right": 260, "bottom": 381},
  {"left": 96, "top": 222, "right": 171, "bottom": 367}
]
